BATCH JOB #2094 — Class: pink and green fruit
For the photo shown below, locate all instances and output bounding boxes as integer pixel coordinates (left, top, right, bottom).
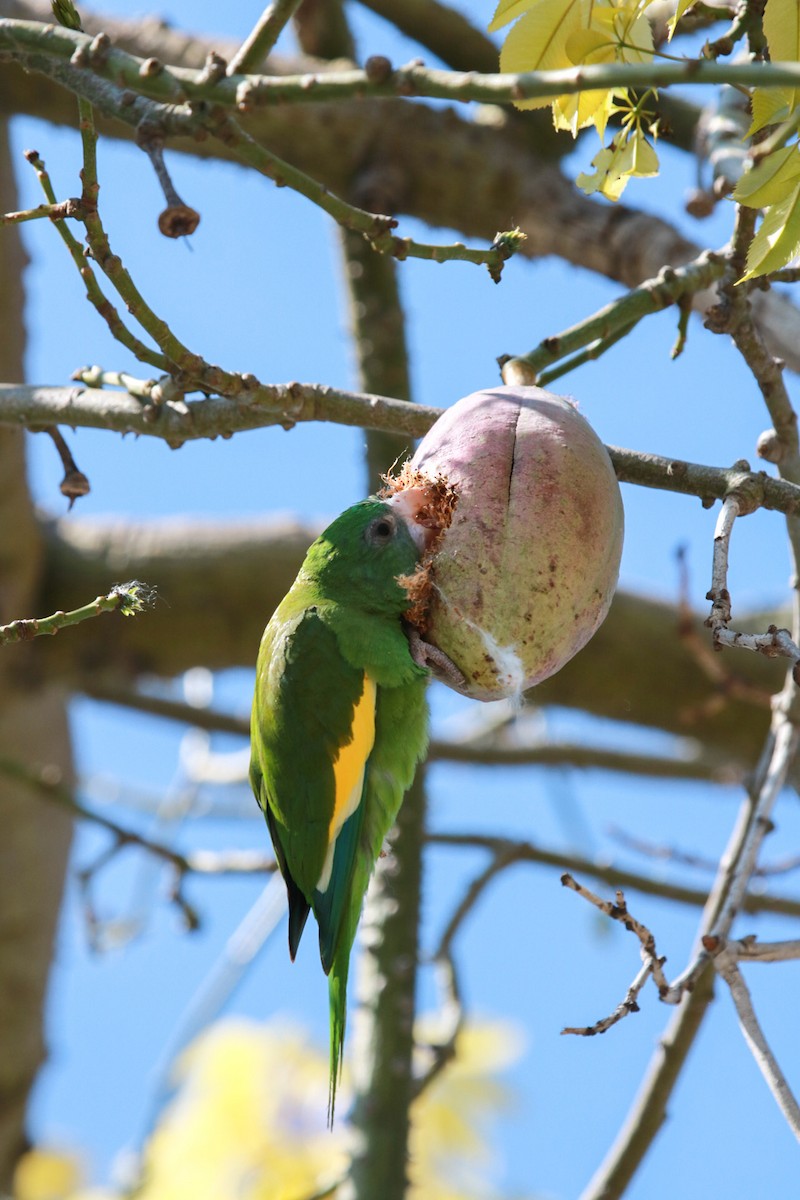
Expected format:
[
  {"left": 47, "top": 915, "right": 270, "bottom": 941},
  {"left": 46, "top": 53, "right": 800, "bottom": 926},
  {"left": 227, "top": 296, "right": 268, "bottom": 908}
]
[{"left": 402, "top": 386, "right": 624, "bottom": 701}]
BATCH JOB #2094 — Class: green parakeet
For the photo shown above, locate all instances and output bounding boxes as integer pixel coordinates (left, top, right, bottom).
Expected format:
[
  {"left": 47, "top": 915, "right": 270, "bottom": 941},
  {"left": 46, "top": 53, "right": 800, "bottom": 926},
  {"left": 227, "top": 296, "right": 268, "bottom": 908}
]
[{"left": 250, "top": 494, "right": 435, "bottom": 1122}]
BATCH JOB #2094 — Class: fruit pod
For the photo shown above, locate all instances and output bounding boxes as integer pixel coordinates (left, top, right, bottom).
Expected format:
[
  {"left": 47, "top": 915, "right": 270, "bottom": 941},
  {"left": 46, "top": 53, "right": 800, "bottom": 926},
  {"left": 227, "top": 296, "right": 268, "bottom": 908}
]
[{"left": 407, "top": 386, "right": 623, "bottom": 701}]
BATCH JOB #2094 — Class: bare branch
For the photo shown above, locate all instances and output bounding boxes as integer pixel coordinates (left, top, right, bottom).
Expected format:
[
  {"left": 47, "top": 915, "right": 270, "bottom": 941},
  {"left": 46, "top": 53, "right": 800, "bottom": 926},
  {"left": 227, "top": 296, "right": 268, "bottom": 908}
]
[
  {"left": 607, "top": 827, "right": 800, "bottom": 879},
  {"left": 561, "top": 959, "right": 654, "bottom": 1038},
  {"left": 729, "top": 936, "right": 800, "bottom": 963},
  {"left": 713, "top": 945, "right": 800, "bottom": 1139},
  {"left": 578, "top": 704, "right": 799, "bottom": 1196},
  {"left": 5, "top": 384, "right": 800, "bottom": 532},
  {"left": 428, "top": 832, "right": 800, "bottom": 919},
  {"left": 560, "top": 879, "right": 671, "bottom": 1035},
  {"left": 0, "top": 753, "right": 275, "bottom": 878},
  {"left": 227, "top": 0, "right": 305, "bottom": 75}
]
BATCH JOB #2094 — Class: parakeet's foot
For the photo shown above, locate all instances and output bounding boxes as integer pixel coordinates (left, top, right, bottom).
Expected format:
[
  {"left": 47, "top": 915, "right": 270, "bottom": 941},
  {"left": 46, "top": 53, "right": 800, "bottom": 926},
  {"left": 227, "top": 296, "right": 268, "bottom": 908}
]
[{"left": 406, "top": 625, "right": 466, "bottom": 689}]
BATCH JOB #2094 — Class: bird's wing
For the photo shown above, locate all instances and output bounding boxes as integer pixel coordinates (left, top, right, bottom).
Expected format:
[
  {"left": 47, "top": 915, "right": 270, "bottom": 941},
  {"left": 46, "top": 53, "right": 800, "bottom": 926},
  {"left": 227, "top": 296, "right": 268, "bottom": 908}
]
[{"left": 251, "top": 606, "right": 376, "bottom": 965}]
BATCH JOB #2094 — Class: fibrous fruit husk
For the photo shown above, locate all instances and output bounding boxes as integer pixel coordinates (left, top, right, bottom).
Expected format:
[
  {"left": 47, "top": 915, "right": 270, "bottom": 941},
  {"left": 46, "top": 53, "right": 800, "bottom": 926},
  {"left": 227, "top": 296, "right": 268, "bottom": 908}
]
[{"left": 392, "top": 386, "right": 624, "bottom": 702}]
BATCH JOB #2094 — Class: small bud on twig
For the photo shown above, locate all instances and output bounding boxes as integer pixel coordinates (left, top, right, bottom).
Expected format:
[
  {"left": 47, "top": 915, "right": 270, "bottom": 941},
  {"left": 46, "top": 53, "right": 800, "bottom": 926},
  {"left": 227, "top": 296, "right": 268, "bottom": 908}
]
[
  {"left": 51, "top": 0, "right": 82, "bottom": 30},
  {"left": 137, "top": 130, "right": 200, "bottom": 240}
]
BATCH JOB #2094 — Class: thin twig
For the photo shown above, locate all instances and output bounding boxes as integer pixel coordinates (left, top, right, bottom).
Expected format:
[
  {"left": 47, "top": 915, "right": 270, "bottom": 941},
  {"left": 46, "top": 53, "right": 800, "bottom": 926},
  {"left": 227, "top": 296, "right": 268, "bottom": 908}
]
[
  {"left": 226, "top": 0, "right": 305, "bottom": 75},
  {"left": 136, "top": 132, "right": 200, "bottom": 239},
  {"left": 562, "top": 959, "right": 654, "bottom": 1038},
  {"left": 428, "top": 832, "right": 800, "bottom": 919},
  {"left": 0, "top": 581, "right": 152, "bottom": 644},
  {"left": 203, "top": 108, "right": 522, "bottom": 279},
  {"left": 0, "top": 753, "right": 192, "bottom": 873},
  {"left": 707, "top": 716, "right": 799, "bottom": 942},
  {"left": 0, "top": 198, "right": 84, "bottom": 224},
  {"left": 713, "top": 945, "right": 800, "bottom": 1139},
  {"left": 675, "top": 544, "right": 773, "bottom": 722},
  {"left": 0, "top": 754, "right": 274, "bottom": 875},
  {"left": 706, "top": 492, "right": 740, "bottom": 630},
  {"left": 23, "top": 151, "right": 170, "bottom": 373},
  {"left": 499, "top": 252, "right": 727, "bottom": 384},
  {"left": 411, "top": 952, "right": 463, "bottom": 1100},
  {"left": 566, "top": 702, "right": 798, "bottom": 1195},
  {"left": 607, "top": 825, "right": 800, "bottom": 879},
  {"left": 534, "top": 320, "right": 639, "bottom": 389},
  {"left": 730, "top": 936, "right": 800, "bottom": 963},
  {"left": 700, "top": 493, "right": 800, "bottom": 669},
  {"left": 42, "top": 425, "right": 90, "bottom": 507},
  {"left": 560, "top": 877, "right": 671, "bottom": 1036}
]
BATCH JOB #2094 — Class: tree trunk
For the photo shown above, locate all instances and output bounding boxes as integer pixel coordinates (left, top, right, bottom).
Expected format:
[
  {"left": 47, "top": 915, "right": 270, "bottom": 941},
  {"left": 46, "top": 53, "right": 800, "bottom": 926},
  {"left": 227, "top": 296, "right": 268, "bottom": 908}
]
[
  {"left": 0, "top": 120, "right": 73, "bottom": 1187},
  {"left": 345, "top": 772, "right": 427, "bottom": 1200}
]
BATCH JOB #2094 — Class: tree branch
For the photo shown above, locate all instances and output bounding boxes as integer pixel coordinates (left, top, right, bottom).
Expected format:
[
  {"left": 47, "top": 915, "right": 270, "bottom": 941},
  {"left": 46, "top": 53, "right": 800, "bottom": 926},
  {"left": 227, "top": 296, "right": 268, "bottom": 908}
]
[
  {"left": 0, "top": 580, "right": 153, "bottom": 644},
  {"left": 428, "top": 832, "right": 800, "bottom": 920},
  {"left": 227, "top": 0, "right": 305, "bottom": 75},
  {"left": 32, "top": 515, "right": 781, "bottom": 764},
  {"left": 500, "top": 251, "right": 727, "bottom": 383},
  {"left": 6, "top": 384, "right": 800, "bottom": 544},
  {"left": 5, "top": 6, "right": 800, "bottom": 375},
  {"left": 7, "top": 16, "right": 800, "bottom": 109},
  {"left": 713, "top": 945, "right": 800, "bottom": 1138}
]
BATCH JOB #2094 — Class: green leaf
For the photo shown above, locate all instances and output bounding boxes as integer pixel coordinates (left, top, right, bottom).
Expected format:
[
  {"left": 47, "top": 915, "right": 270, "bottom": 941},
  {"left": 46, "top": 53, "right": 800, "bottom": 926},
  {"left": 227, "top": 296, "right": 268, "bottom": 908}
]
[
  {"left": 741, "top": 181, "right": 800, "bottom": 280},
  {"left": 734, "top": 145, "right": 800, "bottom": 208},
  {"left": 51, "top": 0, "right": 82, "bottom": 30}
]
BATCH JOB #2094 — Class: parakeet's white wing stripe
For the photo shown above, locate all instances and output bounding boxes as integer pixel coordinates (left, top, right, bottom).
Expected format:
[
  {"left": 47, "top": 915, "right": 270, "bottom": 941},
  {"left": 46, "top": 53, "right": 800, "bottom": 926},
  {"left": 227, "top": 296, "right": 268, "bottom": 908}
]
[{"left": 316, "top": 674, "right": 377, "bottom": 893}]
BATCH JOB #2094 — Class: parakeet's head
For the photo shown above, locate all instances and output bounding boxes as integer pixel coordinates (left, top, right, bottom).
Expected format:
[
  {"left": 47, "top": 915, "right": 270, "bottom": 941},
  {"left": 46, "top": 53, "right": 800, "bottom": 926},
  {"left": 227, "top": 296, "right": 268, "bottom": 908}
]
[{"left": 303, "top": 497, "right": 431, "bottom": 614}]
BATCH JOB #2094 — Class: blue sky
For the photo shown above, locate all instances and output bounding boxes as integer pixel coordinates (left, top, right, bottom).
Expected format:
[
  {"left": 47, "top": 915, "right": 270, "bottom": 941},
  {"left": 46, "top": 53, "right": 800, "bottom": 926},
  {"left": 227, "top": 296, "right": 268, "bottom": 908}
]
[{"left": 9, "top": 2, "right": 800, "bottom": 1196}]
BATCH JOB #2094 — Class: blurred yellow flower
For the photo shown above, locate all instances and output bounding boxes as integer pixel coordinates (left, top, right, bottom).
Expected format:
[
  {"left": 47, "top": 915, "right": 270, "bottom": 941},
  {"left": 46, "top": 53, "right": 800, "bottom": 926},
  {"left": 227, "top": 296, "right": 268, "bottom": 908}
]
[
  {"left": 137, "top": 1020, "right": 349, "bottom": 1200},
  {"left": 13, "top": 1148, "right": 83, "bottom": 1200},
  {"left": 410, "top": 1018, "right": 525, "bottom": 1200},
  {"left": 18, "top": 1015, "right": 525, "bottom": 1200}
]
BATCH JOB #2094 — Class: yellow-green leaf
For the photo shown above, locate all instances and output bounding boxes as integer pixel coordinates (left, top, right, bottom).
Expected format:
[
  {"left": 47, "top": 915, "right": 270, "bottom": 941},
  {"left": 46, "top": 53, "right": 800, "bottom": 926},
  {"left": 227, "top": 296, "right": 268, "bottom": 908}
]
[
  {"left": 630, "top": 128, "right": 659, "bottom": 176},
  {"left": 554, "top": 88, "right": 618, "bottom": 137},
  {"left": 498, "top": 0, "right": 588, "bottom": 110},
  {"left": 553, "top": 87, "right": 617, "bottom": 137},
  {"left": 577, "top": 139, "right": 632, "bottom": 201},
  {"left": 616, "top": 7, "right": 654, "bottom": 64},
  {"left": 576, "top": 124, "right": 658, "bottom": 201},
  {"left": 488, "top": 0, "right": 536, "bottom": 34},
  {"left": 667, "top": 0, "right": 698, "bottom": 40},
  {"left": 764, "top": 0, "right": 800, "bottom": 62},
  {"left": 763, "top": 0, "right": 800, "bottom": 119},
  {"left": 734, "top": 144, "right": 800, "bottom": 208},
  {"left": 749, "top": 86, "right": 792, "bottom": 135},
  {"left": 565, "top": 27, "right": 611, "bottom": 64},
  {"left": 741, "top": 181, "right": 800, "bottom": 280}
]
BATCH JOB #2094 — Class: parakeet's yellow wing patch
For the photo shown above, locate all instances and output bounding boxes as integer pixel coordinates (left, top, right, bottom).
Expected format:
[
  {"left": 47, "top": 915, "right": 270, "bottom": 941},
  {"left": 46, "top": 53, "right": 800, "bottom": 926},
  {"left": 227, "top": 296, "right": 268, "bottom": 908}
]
[{"left": 316, "top": 674, "right": 377, "bottom": 892}]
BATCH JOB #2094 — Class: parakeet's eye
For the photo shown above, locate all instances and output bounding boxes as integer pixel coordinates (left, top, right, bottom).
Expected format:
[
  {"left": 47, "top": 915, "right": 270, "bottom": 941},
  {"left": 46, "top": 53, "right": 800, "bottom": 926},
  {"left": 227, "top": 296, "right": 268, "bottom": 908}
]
[{"left": 365, "top": 513, "right": 396, "bottom": 545}]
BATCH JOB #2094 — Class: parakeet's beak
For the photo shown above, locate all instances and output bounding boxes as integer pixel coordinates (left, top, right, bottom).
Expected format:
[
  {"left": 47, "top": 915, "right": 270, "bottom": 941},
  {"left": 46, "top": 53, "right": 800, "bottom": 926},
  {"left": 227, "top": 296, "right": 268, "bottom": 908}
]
[{"left": 386, "top": 487, "right": 440, "bottom": 553}]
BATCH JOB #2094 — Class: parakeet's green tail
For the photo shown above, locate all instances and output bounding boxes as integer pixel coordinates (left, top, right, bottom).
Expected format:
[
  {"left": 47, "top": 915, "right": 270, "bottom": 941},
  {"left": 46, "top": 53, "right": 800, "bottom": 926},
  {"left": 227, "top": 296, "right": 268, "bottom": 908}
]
[{"left": 327, "top": 952, "right": 349, "bottom": 1127}]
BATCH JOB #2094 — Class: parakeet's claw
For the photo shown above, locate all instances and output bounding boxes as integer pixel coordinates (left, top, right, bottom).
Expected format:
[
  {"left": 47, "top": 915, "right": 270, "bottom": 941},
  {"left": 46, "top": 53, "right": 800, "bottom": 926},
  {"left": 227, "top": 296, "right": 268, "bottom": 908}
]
[{"left": 406, "top": 625, "right": 466, "bottom": 689}]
